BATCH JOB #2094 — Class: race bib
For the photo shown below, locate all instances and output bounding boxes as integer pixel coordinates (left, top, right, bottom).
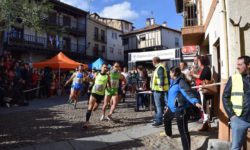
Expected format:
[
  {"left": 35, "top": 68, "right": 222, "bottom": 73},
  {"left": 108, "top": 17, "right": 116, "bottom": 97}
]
[
  {"left": 110, "top": 80, "right": 119, "bottom": 88},
  {"left": 74, "top": 78, "right": 82, "bottom": 83},
  {"left": 95, "top": 84, "right": 104, "bottom": 92}
]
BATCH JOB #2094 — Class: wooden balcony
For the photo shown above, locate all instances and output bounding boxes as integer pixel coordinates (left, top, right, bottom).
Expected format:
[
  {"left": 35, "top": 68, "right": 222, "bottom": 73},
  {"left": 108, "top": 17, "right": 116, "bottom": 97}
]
[
  {"left": 181, "top": 25, "right": 204, "bottom": 46},
  {"left": 5, "top": 33, "right": 86, "bottom": 55}
]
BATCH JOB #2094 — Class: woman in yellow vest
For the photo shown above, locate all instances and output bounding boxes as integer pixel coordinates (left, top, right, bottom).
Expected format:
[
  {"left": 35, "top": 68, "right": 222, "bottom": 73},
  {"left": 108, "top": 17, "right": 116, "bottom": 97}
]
[
  {"left": 223, "top": 56, "right": 250, "bottom": 150},
  {"left": 83, "top": 63, "right": 109, "bottom": 128}
]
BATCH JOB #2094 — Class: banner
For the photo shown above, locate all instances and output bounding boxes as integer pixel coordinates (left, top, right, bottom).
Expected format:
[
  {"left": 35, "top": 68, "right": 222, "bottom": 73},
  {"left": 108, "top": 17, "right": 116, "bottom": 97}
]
[{"left": 130, "top": 49, "right": 176, "bottom": 62}]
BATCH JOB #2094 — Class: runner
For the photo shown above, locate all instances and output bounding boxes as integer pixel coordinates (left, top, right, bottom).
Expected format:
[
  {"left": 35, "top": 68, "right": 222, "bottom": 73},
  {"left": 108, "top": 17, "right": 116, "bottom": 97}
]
[
  {"left": 83, "top": 63, "right": 109, "bottom": 128},
  {"left": 118, "top": 67, "right": 127, "bottom": 103},
  {"left": 101, "top": 62, "right": 123, "bottom": 121},
  {"left": 64, "top": 65, "right": 86, "bottom": 109}
]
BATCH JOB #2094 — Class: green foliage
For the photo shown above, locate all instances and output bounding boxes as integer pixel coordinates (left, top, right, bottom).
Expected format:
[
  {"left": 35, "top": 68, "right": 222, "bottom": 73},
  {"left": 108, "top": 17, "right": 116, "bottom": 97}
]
[{"left": 0, "top": 0, "right": 52, "bottom": 32}]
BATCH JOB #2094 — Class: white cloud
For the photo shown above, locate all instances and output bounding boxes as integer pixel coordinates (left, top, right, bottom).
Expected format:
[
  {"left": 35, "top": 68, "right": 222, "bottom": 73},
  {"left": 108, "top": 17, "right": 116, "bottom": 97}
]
[
  {"left": 100, "top": 1, "right": 139, "bottom": 21},
  {"left": 60, "top": 0, "right": 92, "bottom": 11}
]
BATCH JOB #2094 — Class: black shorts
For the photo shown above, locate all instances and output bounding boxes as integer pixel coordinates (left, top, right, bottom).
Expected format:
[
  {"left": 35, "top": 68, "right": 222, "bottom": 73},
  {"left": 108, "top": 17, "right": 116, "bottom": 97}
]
[
  {"left": 91, "top": 93, "right": 104, "bottom": 104},
  {"left": 118, "top": 87, "right": 122, "bottom": 95}
]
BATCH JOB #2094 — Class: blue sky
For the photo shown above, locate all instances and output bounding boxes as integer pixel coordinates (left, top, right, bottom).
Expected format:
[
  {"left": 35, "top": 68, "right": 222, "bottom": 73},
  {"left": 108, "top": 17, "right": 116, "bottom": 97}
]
[{"left": 60, "top": 0, "right": 182, "bottom": 30}]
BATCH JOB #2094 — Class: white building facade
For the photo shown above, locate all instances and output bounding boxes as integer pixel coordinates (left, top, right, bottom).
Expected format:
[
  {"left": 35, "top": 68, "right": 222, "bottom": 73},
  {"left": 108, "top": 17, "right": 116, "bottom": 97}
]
[
  {"left": 106, "top": 28, "right": 124, "bottom": 61},
  {"left": 121, "top": 19, "right": 182, "bottom": 64}
]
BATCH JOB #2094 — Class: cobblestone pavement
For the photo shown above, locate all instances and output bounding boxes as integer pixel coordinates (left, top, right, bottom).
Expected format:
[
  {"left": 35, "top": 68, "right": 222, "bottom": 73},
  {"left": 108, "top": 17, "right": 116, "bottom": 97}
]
[
  {"left": 0, "top": 96, "right": 154, "bottom": 149},
  {"left": 101, "top": 122, "right": 218, "bottom": 150},
  {"left": 0, "top": 96, "right": 218, "bottom": 150}
]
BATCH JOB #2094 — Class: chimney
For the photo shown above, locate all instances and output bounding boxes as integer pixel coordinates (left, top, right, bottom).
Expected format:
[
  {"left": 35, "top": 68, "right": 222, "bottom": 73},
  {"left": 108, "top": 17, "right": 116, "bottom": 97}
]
[
  {"left": 162, "top": 21, "right": 167, "bottom": 27},
  {"left": 150, "top": 18, "right": 155, "bottom": 25},
  {"left": 146, "top": 18, "right": 151, "bottom": 27}
]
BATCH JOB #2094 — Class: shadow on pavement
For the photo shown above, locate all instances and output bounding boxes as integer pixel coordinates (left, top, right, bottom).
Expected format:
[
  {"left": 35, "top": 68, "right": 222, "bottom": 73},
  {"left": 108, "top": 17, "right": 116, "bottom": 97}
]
[{"left": 0, "top": 109, "right": 110, "bottom": 150}]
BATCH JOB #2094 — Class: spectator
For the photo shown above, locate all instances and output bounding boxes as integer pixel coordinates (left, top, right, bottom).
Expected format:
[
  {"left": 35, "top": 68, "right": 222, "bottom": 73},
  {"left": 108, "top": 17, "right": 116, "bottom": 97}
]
[
  {"left": 163, "top": 66, "right": 202, "bottom": 150},
  {"left": 151, "top": 57, "right": 169, "bottom": 126},
  {"left": 180, "top": 61, "right": 192, "bottom": 83},
  {"left": 135, "top": 65, "right": 149, "bottom": 111},
  {"left": 223, "top": 56, "right": 250, "bottom": 150},
  {"left": 191, "top": 55, "right": 212, "bottom": 131}
]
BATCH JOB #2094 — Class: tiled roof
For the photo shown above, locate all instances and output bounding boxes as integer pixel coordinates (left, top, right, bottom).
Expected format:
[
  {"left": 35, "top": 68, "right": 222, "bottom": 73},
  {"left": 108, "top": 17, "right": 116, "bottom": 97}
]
[{"left": 121, "top": 24, "right": 181, "bottom": 36}]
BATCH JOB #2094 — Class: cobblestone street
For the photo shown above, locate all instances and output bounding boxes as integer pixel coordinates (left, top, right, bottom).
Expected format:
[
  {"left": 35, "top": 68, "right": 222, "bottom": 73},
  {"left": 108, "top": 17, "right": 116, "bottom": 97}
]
[{"left": 0, "top": 96, "right": 217, "bottom": 150}]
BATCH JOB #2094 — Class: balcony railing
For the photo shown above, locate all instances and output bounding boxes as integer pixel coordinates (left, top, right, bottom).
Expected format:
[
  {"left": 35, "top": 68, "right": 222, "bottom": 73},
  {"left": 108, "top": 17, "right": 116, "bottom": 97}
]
[
  {"left": 138, "top": 38, "right": 158, "bottom": 49},
  {"left": 93, "top": 36, "right": 106, "bottom": 43},
  {"left": 184, "top": 18, "right": 198, "bottom": 26},
  {"left": 45, "top": 19, "right": 86, "bottom": 33},
  {"left": 7, "top": 32, "right": 86, "bottom": 53},
  {"left": 184, "top": 3, "right": 198, "bottom": 27}
]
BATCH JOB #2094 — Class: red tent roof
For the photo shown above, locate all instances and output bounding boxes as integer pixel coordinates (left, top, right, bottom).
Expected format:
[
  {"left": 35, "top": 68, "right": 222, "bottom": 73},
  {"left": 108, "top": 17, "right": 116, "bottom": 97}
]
[{"left": 32, "top": 52, "right": 87, "bottom": 69}]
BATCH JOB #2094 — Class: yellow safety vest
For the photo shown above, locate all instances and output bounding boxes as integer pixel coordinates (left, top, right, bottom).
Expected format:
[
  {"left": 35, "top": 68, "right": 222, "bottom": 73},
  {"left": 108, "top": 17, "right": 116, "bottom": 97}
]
[
  {"left": 152, "top": 64, "right": 169, "bottom": 91},
  {"left": 231, "top": 74, "right": 244, "bottom": 116}
]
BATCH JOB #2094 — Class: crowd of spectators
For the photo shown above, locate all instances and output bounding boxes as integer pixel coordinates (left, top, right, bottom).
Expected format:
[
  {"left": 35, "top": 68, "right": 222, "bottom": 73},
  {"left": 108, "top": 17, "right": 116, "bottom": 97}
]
[{"left": 0, "top": 51, "right": 73, "bottom": 108}]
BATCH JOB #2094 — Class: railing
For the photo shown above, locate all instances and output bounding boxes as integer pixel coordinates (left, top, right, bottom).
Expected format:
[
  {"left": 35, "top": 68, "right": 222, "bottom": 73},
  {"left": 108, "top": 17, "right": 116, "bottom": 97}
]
[
  {"left": 184, "top": 18, "right": 198, "bottom": 26},
  {"left": 93, "top": 36, "right": 106, "bottom": 43},
  {"left": 184, "top": 3, "right": 198, "bottom": 27},
  {"left": 138, "top": 38, "right": 157, "bottom": 49},
  {"left": 7, "top": 32, "right": 86, "bottom": 53},
  {"left": 45, "top": 19, "right": 86, "bottom": 32}
]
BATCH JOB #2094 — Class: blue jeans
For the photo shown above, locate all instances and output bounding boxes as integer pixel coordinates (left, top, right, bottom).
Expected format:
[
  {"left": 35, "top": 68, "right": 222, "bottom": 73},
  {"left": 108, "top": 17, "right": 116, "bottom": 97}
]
[
  {"left": 136, "top": 93, "right": 146, "bottom": 110},
  {"left": 231, "top": 117, "right": 250, "bottom": 150},
  {"left": 153, "top": 91, "right": 165, "bottom": 124}
]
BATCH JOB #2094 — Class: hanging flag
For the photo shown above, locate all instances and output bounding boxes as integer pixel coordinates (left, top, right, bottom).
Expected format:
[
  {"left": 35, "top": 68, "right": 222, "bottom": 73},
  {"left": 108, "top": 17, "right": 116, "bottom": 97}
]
[{"left": 56, "top": 35, "right": 60, "bottom": 48}]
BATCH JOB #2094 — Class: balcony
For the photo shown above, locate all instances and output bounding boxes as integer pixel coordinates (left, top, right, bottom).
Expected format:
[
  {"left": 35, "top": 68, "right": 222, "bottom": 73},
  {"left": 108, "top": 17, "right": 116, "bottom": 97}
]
[
  {"left": 138, "top": 38, "right": 158, "bottom": 49},
  {"left": 93, "top": 36, "right": 107, "bottom": 43},
  {"left": 181, "top": 25, "right": 204, "bottom": 46},
  {"left": 5, "top": 32, "right": 86, "bottom": 55},
  {"left": 44, "top": 19, "right": 86, "bottom": 36}
]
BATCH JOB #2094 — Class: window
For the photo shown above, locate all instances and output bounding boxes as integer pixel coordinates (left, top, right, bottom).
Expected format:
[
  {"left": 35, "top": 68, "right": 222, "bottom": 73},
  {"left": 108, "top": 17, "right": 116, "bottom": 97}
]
[
  {"left": 112, "top": 32, "right": 117, "bottom": 39},
  {"left": 175, "top": 37, "right": 179, "bottom": 47},
  {"left": 125, "top": 23, "right": 129, "bottom": 30},
  {"left": 94, "top": 44, "right": 99, "bottom": 51},
  {"left": 140, "top": 35, "right": 146, "bottom": 41},
  {"left": 102, "top": 45, "right": 105, "bottom": 53},
  {"left": 94, "top": 27, "right": 99, "bottom": 41},
  {"left": 101, "top": 30, "right": 105, "bottom": 42},
  {"left": 123, "top": 38, "right": 128, "bottom": 45},
  {"left": 62, "top": 37, "right": 71, "bottom": 50},
  {"left": 63, "top": 15, "right": 71, "bottom": 27}
]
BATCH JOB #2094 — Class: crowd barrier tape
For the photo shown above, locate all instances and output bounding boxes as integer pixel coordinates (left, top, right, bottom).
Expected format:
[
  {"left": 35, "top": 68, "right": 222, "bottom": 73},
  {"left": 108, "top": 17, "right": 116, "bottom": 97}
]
[
  {"left": 23, "top": 87, "right": 42, "bottom": 93},
  {"left": 191, "top": 82, "right": 226, "bottom": 89}
]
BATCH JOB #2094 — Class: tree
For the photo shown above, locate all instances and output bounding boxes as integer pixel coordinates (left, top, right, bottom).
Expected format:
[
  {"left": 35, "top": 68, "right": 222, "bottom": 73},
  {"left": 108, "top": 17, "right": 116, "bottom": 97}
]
[{"left": 0, "top": 0, "right": 52, "bottom": 32}]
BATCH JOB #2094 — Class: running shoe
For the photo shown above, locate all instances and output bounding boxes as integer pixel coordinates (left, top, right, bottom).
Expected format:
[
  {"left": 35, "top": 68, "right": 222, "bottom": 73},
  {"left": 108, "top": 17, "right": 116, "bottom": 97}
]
[
  {"left": 100, "top": 115, "right": 105, "bottom": 121},
  {"left": 106, "top": 115, "right": 112, "bottom": 121},
  {"left": 74, "top": 101, "right": 77, "bottom": 109},
  {"left": 68, "top": 98, "right": 72, "bottom": 104}
]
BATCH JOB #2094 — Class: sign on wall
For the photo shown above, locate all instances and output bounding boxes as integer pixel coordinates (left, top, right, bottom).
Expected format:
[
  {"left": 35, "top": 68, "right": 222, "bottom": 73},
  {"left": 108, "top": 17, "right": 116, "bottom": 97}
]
[
  {"left": 181, "top": 45, "right": 199, "bottom": 55},
  {"left": 130, "top": 49, "right": 176, "bottom": 62}
]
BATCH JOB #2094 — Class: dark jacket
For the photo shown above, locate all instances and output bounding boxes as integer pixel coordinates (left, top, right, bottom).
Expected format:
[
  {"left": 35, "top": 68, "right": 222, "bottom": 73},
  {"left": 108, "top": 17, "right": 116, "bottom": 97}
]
[
  {"left": 222, "top": 74, "right": 250, "bottom": 122},
  {"left": 157, "top": 66, "right": 165, "bottom": 87},
  {"left": 168, "top": 77, "right": 199, "bottom": 112}
]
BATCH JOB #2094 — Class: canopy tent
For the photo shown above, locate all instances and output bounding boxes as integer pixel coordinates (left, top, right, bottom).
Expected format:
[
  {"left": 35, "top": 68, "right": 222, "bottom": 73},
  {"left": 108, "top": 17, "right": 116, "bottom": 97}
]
[
  {"left": 90, "top": 58, "right": 112, "bottom": 70},
  {"left": 33, "top": 52, "right": 87, "bottom": 69},
  {"left": 33, "top": 52, "right": 87, "bottom": 89},
  {"left": 91, "top": 58, "right": 104, "bottom": 70}
]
